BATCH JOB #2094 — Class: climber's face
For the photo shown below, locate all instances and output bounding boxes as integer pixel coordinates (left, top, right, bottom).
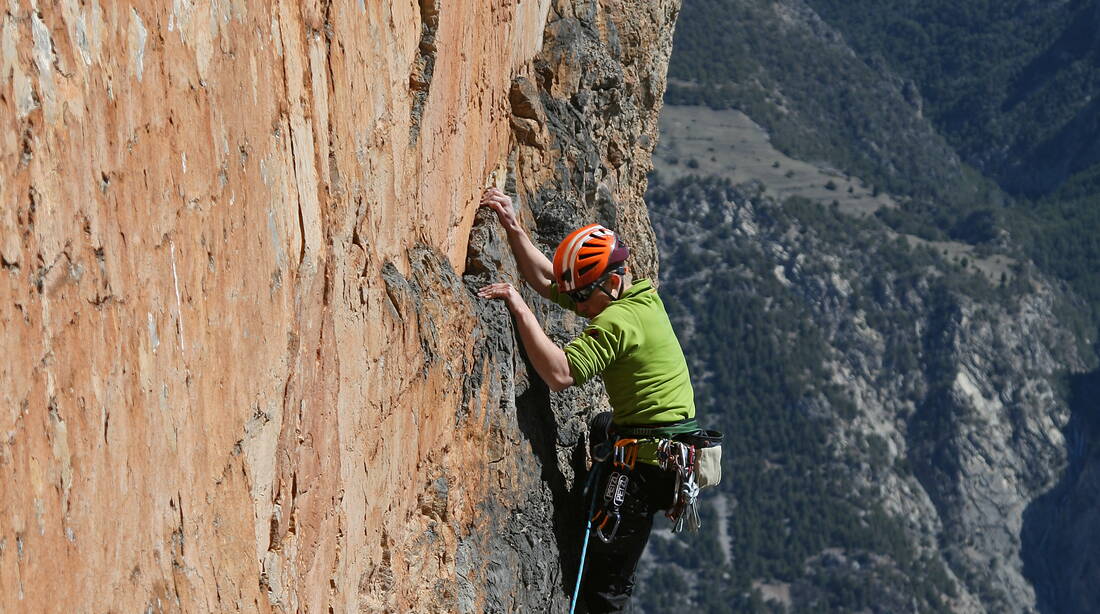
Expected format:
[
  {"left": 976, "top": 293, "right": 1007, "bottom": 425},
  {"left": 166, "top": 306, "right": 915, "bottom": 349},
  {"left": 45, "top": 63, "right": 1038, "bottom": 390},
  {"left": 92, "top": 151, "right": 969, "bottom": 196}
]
[
  {"left": 572, "top": 274, "right": 618, "bottom": 318},
  {"left": 575, "top": 292, "right": 609, "bottom": 318}
]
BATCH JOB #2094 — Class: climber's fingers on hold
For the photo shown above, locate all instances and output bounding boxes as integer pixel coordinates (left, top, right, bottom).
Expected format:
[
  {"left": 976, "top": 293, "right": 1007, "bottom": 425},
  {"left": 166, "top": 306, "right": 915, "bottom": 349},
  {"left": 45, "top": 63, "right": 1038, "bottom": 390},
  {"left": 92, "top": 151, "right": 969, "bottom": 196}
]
[
  {"left": 477, "top": 282, "right": 515, "bottom": 301},
  {"left": 479, "top": 189, "right": 512, "bottom": 212}
]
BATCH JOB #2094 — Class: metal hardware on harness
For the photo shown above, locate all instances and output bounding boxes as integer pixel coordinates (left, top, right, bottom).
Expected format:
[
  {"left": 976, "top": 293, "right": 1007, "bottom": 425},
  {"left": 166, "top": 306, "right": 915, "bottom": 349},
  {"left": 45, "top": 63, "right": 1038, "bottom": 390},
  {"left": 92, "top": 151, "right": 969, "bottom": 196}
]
[
  {"left": 593, "top": 470, "right": 629, "bottom": 543},
  {"left": 612, "top": 439, "right": 639, "bottom": 470},
  {"left": 591, "top": 440, "right": 613, "bottom": 464},
  {"left": 657, "top": 439, "right": 701, "bottom": 533}
]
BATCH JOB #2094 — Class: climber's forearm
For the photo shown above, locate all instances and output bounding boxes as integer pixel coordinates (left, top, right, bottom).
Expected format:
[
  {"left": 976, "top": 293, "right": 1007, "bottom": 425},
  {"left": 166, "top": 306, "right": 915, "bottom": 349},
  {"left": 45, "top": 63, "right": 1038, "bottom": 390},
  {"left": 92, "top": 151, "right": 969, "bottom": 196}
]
[
  {"left": 506, "top": 227, "right": 555, "bottom": 299},
  {"left": 507, "top": 295, "right": 574, "bottom": 392}
]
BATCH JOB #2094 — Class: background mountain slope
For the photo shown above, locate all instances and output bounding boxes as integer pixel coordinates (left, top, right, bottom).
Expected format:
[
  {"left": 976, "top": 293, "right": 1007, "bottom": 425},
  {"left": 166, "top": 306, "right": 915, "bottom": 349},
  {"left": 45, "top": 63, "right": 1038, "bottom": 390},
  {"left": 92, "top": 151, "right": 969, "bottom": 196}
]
[{"left": 637, "top": 1, "right": 1100, "bottom": 611}]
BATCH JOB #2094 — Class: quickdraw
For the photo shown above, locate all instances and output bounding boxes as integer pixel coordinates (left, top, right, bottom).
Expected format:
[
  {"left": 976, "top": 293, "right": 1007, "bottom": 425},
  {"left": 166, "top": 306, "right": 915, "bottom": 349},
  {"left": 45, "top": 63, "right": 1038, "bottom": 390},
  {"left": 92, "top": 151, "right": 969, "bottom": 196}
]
[
  {"left": 589, "top": 429, "right": 715, "bottom": 544},
  {"left": 658, "top": 439, "right": 701, "bottom": 533},
  {"left": 612, "top": 438, "right": 639, "bottom": 470}
]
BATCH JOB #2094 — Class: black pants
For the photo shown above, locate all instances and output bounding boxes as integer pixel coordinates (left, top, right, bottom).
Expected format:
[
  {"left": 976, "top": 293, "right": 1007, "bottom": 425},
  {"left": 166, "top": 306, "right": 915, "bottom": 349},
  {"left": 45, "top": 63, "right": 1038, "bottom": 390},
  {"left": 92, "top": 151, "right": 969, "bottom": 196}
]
[{"left": 581, "top": 462, "right": 675, "bottom": 613}]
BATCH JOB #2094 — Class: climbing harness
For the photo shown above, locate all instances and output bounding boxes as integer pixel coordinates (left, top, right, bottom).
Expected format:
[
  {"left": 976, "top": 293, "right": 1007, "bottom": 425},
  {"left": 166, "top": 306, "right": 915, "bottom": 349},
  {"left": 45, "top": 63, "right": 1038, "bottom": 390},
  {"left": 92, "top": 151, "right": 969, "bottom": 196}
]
[
  {"left": 614, "top": 417, "right": 703, "bottom": 440},
  {"left": 570, "top": 414, "right": 724, "bottom": 612},
  {"left": 612, "top": 420, "right": 724, "bottom": 534}
]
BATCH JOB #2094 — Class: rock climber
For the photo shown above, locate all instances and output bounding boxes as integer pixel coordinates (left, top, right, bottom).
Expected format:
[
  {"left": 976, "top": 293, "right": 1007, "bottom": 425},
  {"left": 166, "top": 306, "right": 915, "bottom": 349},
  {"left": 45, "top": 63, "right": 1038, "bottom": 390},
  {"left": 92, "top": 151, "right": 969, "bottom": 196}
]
[{"left": 477, "top": 187, "right": 703, "bottom": 613}]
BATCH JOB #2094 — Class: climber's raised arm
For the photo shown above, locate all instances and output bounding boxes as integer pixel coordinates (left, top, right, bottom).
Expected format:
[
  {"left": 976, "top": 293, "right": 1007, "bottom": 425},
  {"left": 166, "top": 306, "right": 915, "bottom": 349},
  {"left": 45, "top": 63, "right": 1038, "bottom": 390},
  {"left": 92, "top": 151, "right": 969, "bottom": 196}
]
[{"left": 479, "top": 188, "right": 555, "bottom": 298}]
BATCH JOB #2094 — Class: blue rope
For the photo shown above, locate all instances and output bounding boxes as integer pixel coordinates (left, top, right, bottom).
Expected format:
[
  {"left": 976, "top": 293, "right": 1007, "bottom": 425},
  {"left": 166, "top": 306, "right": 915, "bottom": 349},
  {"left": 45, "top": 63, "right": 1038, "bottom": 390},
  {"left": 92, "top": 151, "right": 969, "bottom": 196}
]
[{"left": 570, "top": 464, "right": 603, "bottom": 614}]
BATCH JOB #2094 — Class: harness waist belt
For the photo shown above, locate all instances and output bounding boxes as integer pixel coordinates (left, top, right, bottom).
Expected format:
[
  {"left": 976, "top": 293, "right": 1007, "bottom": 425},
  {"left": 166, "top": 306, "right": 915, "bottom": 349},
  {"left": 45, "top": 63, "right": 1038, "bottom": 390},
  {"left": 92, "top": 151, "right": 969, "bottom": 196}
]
[{"left": 613, "top": 418, "right": 700, "bottom": 439}]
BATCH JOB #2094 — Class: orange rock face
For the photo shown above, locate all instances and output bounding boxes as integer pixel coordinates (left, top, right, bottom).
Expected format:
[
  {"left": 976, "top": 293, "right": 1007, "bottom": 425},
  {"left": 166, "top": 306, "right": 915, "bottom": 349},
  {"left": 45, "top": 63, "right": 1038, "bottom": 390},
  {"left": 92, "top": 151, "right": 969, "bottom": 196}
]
[{"left": 0, "top": 0, "right": 676, "bottom": 611}]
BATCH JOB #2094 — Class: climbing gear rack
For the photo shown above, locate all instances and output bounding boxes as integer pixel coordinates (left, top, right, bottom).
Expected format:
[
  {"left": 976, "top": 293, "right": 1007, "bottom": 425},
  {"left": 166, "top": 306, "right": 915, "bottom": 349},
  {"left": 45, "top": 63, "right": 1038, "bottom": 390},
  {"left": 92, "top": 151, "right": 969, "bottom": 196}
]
[{"left": 658, "top": 439, "right": 702, "bottom": 532}]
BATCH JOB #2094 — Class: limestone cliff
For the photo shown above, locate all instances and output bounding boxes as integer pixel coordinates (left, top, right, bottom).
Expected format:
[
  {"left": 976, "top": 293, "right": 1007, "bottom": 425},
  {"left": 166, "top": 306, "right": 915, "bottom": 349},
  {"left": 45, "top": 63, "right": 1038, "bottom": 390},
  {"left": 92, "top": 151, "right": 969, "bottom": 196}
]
[{"left": 0, "top": 1, "right": 678, "bottom": 611}]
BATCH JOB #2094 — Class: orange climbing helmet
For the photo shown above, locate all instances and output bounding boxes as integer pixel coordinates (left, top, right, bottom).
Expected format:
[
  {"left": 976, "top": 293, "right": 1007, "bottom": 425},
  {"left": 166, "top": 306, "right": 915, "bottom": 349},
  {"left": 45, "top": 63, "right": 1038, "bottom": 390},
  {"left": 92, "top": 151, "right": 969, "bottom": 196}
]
[{"left": 552, "top": 224, "right": 629, "bottom": 293}]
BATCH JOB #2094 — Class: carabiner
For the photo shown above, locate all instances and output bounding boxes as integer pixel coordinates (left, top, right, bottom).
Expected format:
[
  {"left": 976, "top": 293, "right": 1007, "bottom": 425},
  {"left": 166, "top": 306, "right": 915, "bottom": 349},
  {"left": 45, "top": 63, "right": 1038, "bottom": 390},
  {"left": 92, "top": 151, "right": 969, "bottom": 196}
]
[{"left": 593, "top": 509, "right": 622, "bottom": 543}]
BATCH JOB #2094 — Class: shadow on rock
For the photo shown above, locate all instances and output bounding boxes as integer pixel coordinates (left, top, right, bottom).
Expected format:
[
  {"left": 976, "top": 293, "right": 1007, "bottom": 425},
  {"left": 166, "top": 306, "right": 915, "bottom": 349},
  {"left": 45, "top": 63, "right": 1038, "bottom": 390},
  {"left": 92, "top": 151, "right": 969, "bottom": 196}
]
[
  {"left": 1022, "top": 368, "right": 1100, "bottom": 614},
  {"left": 513, "top": 364, "right": 592, "bottom": 610}
]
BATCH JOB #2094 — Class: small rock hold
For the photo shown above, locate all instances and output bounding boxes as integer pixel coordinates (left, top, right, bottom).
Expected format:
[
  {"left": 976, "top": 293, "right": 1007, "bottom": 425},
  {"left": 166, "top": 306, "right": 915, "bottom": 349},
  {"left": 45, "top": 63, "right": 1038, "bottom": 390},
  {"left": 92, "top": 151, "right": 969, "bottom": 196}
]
[
  {"left": 1, "top": 248, "right": 18, "bottom": 271},
  {"left": 509, "top": 77, "right": 547, "bottom": 122}
]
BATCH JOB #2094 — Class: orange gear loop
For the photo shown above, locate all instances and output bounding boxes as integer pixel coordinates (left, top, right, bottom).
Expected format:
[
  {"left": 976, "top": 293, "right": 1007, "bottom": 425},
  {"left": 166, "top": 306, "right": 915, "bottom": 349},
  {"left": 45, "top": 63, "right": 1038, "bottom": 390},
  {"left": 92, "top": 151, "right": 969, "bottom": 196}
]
[{"left": 612, "top": 438, "right": 639, "bottom": 470}]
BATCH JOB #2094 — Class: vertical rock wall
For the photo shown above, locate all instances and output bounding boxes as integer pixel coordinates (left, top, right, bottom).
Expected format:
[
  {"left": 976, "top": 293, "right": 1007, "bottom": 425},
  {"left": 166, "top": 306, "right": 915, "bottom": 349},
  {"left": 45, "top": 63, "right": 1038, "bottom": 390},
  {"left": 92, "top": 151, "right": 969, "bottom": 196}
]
[{"left": 0, "top": 0, "right": 677, "bottom": 612}]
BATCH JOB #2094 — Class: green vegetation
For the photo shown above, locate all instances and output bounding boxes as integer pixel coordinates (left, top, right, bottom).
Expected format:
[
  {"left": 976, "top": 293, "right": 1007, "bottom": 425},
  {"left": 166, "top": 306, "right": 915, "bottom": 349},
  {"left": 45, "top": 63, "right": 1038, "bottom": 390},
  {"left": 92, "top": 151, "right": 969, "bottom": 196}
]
[
  {"left": 798, "top": 1, "right": 1100, "bottom": 320},
  {"left": 637, "top": 176, "right": 974, "bottom": 612},
  {"left": 805, "top": 0, "right": 1098, "bottom": 196},
  {"left": 664, "top": 0, "right": 1001, "bottom": 243},
  {"left": 665, "top": 0, "right": 1100, "bottom": 329},
  {"left": 640, "top": 2, "right": 1100, "bottom": 609},
  {"left": 1017, "top": 188, "right": 1100, "bottom": 315}
]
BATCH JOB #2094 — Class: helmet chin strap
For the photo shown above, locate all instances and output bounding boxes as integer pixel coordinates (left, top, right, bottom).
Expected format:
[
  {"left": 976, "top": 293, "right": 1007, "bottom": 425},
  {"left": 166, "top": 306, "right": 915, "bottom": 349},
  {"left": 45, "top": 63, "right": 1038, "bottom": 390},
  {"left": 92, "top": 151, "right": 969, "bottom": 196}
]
[{"left": 596, "top": 273, "right": 622, "bottom": 301}]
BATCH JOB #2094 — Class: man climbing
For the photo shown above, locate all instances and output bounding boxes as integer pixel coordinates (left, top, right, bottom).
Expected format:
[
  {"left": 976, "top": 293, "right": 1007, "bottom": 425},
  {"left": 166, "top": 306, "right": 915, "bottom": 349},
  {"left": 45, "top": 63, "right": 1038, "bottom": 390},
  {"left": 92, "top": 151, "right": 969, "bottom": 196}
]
[{"left": 477, "top": 187, "right": 702, "bottom": 613}]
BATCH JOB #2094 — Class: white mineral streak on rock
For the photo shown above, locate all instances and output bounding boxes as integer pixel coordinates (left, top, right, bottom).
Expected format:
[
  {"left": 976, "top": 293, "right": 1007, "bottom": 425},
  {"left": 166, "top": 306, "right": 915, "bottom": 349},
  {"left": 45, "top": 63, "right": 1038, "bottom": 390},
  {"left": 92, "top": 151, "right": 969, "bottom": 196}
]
[
  {"left": 30, "top": 11, "right": 58, "bottom": 121},
  {"left": 147, "top": 312, "right": 159, "bottom": 352},
  {"left": 270, "top": 14, "right": 281, "bottom": 57},
  {"left": 71, "top": 5, "right": 91, "bottom": 65},
  {"left": 13, "top": 66, "right": 38, "bottom": 116},
  {"left": 78, "top": 1, "right": 104, "bottom": 66},
  {"left": 1, "top": 18, "right": 18, "bottom": 79},
  {"left": 171, "top": 0, "right": 195, "bottom": 40},
  {"left": 512, "top": 0, "right": 553, "bottom": 66},
  {"left": 193, "top": 0, "right": 215, "bottom": 80},
  {"left": 31, "top": 12, "right": 53, "bottom": 78},
  {"left": 170, "top": 242, "right": 186, "bottom": 353},
  {"left": 128, "top": 8, "right": 147, "bottom": 82}
]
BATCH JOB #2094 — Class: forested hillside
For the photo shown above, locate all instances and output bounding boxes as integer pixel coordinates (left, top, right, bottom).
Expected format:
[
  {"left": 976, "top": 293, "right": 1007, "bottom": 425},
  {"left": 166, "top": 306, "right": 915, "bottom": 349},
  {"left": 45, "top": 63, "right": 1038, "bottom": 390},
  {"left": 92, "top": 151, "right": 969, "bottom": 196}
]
[
  {"left": 805, "top": 0, "right": 1100, "bottom": 318},
  {"left": 639, "top": 1, "right": 1100, "bottom": 612},
  {"left": 807, "top": 0, "right": 1100, "bottom": 199},
  {"left": 637, "top": 175, "right": 1089, "bottom": 613},
  {"left": 662, "top": 0, "right": 1100, "bottom": 320}
]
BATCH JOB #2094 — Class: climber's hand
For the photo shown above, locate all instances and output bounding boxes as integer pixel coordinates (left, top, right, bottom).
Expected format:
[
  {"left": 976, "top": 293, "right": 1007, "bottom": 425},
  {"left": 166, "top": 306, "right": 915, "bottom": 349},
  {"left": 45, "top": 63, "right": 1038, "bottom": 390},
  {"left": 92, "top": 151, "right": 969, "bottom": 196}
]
[
  {"left": 477, "top": 282, "right": 523, "bottom": 311},
  {"left": 479, "top": 188, "right": 521, "bottom": 233}
]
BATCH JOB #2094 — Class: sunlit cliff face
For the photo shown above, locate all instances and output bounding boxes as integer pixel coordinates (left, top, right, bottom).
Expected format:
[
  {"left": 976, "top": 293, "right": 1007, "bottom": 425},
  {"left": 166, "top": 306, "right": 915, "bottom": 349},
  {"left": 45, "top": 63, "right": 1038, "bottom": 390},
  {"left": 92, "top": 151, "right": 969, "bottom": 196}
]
[{"left": 0, "top": 0, "right": 677, "bottom": 611}]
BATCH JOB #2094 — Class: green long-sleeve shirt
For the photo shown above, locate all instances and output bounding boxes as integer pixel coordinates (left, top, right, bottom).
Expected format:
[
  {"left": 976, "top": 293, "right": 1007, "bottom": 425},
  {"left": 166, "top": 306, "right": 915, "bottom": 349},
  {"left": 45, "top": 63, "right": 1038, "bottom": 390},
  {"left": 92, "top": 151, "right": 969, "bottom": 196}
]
[{"left": 550, "top": 279, "right": 696, "bottom": 426}]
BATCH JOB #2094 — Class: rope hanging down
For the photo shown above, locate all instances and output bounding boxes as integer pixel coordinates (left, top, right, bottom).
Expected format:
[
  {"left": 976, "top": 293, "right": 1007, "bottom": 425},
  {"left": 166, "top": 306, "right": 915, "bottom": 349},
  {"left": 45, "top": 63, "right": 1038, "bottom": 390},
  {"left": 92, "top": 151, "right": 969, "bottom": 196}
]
[{"left": 570, "top": 464, "right": 604, "bottom": 614}]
